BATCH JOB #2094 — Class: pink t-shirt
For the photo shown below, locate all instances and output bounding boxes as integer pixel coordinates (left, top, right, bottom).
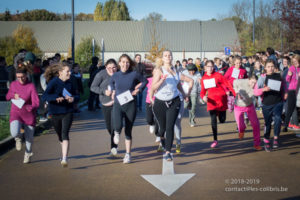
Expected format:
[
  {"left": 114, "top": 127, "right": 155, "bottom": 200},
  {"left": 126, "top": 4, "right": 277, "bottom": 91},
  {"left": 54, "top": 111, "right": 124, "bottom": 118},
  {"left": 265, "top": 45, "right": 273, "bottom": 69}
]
[{"left": 6, "top": 80, "right": 39, "bottom": 126}]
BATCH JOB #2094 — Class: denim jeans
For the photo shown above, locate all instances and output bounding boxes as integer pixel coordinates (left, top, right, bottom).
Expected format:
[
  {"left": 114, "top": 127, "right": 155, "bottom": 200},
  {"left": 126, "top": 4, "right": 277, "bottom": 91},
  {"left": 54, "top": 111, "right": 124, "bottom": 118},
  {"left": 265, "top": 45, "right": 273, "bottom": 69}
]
[
  {"left": 262, "top": 102, "right": 283, "bottom": 139},
  {"left": 184, "top": 94, "right": 197, "bottom": 125}
]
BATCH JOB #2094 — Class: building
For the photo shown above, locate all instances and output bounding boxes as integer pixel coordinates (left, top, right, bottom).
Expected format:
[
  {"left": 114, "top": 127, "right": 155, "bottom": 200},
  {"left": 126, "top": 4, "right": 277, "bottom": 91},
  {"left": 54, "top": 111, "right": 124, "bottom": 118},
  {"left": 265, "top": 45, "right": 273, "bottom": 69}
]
[{"left": 0, "top": 20, "right": 240, "bottom": 63}]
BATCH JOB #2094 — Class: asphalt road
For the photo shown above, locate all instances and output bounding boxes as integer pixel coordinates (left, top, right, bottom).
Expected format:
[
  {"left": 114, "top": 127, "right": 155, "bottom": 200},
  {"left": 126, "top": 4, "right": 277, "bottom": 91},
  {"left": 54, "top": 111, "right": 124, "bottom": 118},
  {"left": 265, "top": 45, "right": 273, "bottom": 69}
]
[{"left": 0, "top": 104, "right": 299, "bottom": 200}]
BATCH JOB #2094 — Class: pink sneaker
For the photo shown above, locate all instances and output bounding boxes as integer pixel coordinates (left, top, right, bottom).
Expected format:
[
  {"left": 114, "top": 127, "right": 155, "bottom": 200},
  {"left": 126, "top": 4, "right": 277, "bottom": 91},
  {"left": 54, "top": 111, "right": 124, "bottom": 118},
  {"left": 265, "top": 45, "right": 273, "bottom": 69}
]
[{"left": 210, "top": 140, "right": 218, "bottom": 148}]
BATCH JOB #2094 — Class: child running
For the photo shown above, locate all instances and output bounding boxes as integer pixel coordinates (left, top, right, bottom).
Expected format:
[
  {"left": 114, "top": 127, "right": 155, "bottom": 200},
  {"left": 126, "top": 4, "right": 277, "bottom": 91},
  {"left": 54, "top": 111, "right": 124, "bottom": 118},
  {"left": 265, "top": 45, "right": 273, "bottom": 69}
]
[{"left": 200, "top": 60, "right": 236, "bottom": 148}]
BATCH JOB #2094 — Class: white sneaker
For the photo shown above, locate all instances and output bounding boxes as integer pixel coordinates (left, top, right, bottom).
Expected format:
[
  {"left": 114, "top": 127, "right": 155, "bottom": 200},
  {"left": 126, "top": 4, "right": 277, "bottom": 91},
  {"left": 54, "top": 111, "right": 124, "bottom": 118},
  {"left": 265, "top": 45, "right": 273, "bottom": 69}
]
[
  {"left": 110, "top": 147, "right": 118, "bottom": 156},
  {"left": 23, "top": 152, "right": 33, "bottom": 164},
  {"left": 155, "top": 137, "right": 161, "bottom": 143},
  {"left": 61, "top": 159, "right": 68, "bottom": 168},
  {"left": 123, "top": 153, "right": 131, "bottom": 164},
  {"left": 15, "top": 137, "right": 22, "bottom": 151},
  {"left": 149, "top": 125, "right": 155, "bottom": 134},
  {"left": 39, "top": 117, "right": 48, "bottom": 122},
  {"left": 114, "top": 132, "right": 120, "bottom": 145}
]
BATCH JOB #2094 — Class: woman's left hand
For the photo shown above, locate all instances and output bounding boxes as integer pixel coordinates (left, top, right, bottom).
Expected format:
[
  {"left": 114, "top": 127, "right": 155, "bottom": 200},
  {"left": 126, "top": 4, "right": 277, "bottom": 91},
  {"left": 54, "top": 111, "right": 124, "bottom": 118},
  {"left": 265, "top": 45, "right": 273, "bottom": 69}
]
[{"left": 65, "top": 95, "right": 74, "bottom": 103}]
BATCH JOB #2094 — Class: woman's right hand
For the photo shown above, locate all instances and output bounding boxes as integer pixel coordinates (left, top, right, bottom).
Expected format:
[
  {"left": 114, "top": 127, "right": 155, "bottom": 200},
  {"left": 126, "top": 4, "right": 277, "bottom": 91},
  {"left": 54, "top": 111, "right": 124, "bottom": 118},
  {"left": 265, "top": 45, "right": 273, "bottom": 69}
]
[{"left": 288, "top": 71, "right": 293, "bottom": 76}]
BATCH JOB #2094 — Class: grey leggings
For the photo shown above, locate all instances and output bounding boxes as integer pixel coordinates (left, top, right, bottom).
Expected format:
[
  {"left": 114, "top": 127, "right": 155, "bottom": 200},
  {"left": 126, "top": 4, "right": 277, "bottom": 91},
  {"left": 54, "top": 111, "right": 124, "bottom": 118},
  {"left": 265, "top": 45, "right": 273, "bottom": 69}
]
[
  {"left": 174, "top": 100, "right": 184, "bottom": 145},
  {"left": 10, "top": 120, "right": 34, "bottom": 153}
]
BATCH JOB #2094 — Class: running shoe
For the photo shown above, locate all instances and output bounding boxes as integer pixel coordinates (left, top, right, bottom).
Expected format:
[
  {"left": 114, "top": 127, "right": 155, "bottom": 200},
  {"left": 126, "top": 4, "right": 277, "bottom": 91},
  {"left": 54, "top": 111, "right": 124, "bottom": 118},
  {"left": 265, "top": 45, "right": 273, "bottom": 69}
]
[
  {"left": 123, "top": 153, "right": 131, "bottom": 164},
  {"left": 210, "top": 140, "right": 218, "bottom": 148},
  {"left": 164, "top": 153, "right": 173, "bottom": 161},
  {"left": 110, "top": 147, "right": 118, "bottom": 156},
  {"left": 273, "top": 139, "right": 279, "bottom": 149},
  {"left": 254, "top": 145, "right": 262, "bottom": 151},
  {"left": 61, "top": 159, "right": 68, "bottom": 168},
  {"left": 264, "top": 139, "right": 271, "bottom": 152},
  {"left": 176, "top": 144, "right": 181, "bottom": 154},
  {"left": 288, "top": 123, "right": 294, "bottom": 130},
  {"left": 15, "top": 137, "right": 22, "bottom": 151},
  {"left": 157, "top": 144, "right": 164, "bottom": 152},
  {"left": 23, "top": 152, "right": 33, "bottom": 164},
  {"left": 239, "top": 132, "right": 244, "bottom": 140},
  {"left": 292, "top": 125, "right": 300, "bottom": 131}
]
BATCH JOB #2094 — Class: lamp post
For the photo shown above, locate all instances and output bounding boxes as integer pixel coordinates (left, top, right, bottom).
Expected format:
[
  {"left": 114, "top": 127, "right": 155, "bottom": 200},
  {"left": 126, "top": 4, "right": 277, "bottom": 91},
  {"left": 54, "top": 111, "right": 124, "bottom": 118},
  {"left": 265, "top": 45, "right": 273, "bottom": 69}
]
[
  {"left": 253, "top": 0, "right": 255, "bottom": 48},
  {"left": 71, "top": 0, "right": 75, "bottom": 61}
]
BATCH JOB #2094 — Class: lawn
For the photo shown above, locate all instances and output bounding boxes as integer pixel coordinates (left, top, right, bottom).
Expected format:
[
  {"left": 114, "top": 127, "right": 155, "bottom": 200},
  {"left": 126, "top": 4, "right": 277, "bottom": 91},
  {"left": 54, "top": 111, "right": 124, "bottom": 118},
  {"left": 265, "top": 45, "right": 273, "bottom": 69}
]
[{"left": 0, "top": 115, "right": 10, "bottom": 141}]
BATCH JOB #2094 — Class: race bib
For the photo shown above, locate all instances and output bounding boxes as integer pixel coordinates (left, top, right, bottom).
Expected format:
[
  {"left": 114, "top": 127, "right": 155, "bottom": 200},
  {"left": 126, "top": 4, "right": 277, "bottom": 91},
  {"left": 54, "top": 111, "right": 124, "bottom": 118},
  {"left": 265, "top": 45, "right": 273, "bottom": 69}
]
[
  {"left": 232, "top": 68, "right": 240, "bottom": 79},
  {"left": 267, "top": 79, "right": 281, "bottom": 91},
  {"left": 203, "top": 78, "right": 216, "bottom": 89},
  {"left": 116, "top": 90, "right": 133, "bottom": 105}
]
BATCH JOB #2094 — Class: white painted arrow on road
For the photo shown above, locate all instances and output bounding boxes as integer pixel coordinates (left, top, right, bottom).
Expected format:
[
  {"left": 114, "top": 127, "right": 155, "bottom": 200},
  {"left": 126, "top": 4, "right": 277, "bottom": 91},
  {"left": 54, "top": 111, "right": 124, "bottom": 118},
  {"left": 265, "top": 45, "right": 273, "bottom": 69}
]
[{"left": 141, "top": 154, "right": 195, "bottom": 196}]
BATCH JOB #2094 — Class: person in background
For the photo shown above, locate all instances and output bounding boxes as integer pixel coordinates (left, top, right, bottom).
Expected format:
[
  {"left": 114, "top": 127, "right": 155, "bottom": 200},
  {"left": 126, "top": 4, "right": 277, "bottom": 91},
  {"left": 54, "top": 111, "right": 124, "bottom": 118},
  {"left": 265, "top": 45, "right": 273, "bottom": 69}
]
[
  {"left": 175, "top": 60, "right": 181, "bottom": 71},
  {"left": 183, "top": 63, "right": 201, "bottom": 127},
  {"left": 90, "top": 59, "right": 119, "bottom": 157},
  {"left": 134, "top": 54, "right": 146, "bottom": 111},
  {"left": 88, "top": 56, "right": 101, "bottom": 111},
  {"left": 195, "top": 58, "right": 202, "bottom": 73},
  {"left": 42, "top": 63, "right": 79, "bottom": 167},
  {"left": 72, "top": 63, "right": 84, "bottom": 113},
  {"left": 181, "top": 59, "right": 188, "bottom": 72},
  {"left": 6, "top": 61, "right": 39, "bottom": 164},
  {"left": 254, "top": 59, "right": 285, "bottom": 152},
  {"left": 187, "top": 58, "right": 193, "bottom": 64},
  {"left": 282, "top": 54, "right": 300, "bottom": 132}
]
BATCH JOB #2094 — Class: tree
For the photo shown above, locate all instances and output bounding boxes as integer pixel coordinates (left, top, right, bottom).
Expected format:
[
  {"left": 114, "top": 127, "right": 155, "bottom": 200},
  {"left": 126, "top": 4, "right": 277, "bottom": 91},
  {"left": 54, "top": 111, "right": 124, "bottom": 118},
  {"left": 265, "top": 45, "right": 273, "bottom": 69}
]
[
  {"left": 110, "top": 1, "right": 122, "bottom": 20},
  {"left": 75, "top": 36, "right": 100, "bottom": 70},
  {"left": 274, "top": 0, "right": 300, "bottom": 51},
  {"left": 119, "top": 1, "right": 130, "bottom": 20},
  {"left": 143, "top": 12, "right": 163, "bottom": 21},
  {"left": 145, "top": 20, "right": 166, "bottom": 63},
  {"left": 76, "top": 13, "right": 93, "bottom": 21},
  {"left": 4, "top": 9, "right": 12, "bottom": 21},
  {"left": 12, "top": 25, "right": 42, "bottom": 56},
  {"left": 103, "top": 0, "right": 115, "bottom": 20},
  {"left": 94, "top": 2, "right": 104, "bottom": 21},
  {"left": 0, "top": 36, "right": 17, "bottom": 65}
]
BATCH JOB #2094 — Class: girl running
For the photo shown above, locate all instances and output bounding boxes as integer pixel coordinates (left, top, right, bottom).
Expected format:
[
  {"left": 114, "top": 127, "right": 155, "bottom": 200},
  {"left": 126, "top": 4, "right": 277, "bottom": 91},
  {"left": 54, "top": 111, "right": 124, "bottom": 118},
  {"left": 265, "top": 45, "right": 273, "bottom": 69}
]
[
  {"left": 110, "top": 54, "right": 147, "bottom": 164},
  {"left": 200, "top": 60, "right": 236, "bottom": 148},
  {"left": 6, "top": 61, "right": 39, "bottom": 164},
  {"left": 90, "top": 59, "right": 118, "bottom": 156},
  {"left": 42, "top": 63, "right": 79, "bottom": 167}
]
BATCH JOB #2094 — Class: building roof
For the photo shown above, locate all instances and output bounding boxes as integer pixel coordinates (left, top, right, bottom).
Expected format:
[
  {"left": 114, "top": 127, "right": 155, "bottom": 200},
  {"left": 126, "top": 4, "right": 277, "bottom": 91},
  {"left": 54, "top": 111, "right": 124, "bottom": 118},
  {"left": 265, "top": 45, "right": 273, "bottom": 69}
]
[{"left": 0, "top": 21, "right": 240, "bottom": 53}]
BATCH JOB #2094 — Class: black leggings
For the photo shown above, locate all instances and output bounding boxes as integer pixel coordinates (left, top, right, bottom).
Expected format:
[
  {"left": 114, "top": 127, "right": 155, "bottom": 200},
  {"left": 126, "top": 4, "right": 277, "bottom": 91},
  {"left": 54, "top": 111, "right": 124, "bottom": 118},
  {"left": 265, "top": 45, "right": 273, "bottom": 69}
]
[
  {"left": 51, "top": 112, "right": 73, "bottom": 142},
  {"left": 209, "top": 110, "right": 226, "bottom": 141},
  {"left": 102, "top": 105, "right": 117, "bottom": 149},
  {"left": 284, "top": 90, "right": 297, "bottom": 128},
  {"left": 145, "top": 103, "right": 159, "bottom": 135},
  {"left": 113, "top": 100, "right": 137, "bottom": 140},
  {"left": 153, "top": 97, "right": 181, "bottom": 152}
]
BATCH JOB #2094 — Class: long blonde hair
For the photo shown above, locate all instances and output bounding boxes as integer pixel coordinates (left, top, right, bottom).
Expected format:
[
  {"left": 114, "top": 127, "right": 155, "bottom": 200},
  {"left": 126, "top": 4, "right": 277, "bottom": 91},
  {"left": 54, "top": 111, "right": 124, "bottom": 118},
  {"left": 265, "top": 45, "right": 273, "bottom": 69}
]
[{"left": 44, "top": 63, "right": 69, "bottom": 83}]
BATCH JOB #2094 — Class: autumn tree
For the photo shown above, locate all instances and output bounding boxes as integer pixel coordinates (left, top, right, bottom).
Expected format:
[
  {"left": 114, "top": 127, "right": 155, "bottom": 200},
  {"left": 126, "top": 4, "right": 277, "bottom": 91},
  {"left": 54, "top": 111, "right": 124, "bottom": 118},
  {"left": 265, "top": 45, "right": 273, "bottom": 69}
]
[
  {"left": 273, "top": 0, "right": 300, "bottom": 50},
  {"left": 75, "top": 36, "right": 100, "bottom": 70},
  {"left": 145, "top": 20, "right": 166, "bottom": 63},
  {"left": 0, "top": 25, "right": 41, "bottom": 65}
]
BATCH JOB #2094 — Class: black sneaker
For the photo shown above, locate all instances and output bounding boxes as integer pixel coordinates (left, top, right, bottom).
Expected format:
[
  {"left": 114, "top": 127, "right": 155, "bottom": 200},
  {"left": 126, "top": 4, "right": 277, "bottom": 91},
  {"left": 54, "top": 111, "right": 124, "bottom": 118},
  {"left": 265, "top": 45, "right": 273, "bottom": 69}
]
[
  {"left": 282, "top": 127, "right": 288, "bottom": 132},
  {"left": 165, "top": 153, "right": 173, "bottom": 161}
]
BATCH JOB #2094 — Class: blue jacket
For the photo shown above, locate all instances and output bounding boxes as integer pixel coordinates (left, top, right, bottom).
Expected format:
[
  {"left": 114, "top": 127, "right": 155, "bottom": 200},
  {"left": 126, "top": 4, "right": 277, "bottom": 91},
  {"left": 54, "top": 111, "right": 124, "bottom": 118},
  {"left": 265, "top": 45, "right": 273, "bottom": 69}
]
[{"left": 42, "top": 77, "right": 79, "bottom": 115}]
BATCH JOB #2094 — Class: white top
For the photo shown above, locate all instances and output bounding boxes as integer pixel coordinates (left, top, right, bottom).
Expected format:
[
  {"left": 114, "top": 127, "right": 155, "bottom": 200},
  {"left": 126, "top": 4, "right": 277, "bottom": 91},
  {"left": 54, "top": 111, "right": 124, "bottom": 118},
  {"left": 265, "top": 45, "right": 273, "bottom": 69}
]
[{"left": 155, "top": 66, "right": 180, "bottom": 101}]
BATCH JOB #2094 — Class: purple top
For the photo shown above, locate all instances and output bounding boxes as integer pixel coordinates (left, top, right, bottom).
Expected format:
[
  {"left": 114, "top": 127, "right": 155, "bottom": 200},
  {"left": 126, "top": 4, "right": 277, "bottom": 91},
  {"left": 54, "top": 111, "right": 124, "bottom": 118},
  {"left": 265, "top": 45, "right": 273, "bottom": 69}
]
[
  {"left": 6, "top": 80, "right": 39, "bottom": 126},
  {"left": 286, "top": 66, "right": 300, "bottom": 91}
]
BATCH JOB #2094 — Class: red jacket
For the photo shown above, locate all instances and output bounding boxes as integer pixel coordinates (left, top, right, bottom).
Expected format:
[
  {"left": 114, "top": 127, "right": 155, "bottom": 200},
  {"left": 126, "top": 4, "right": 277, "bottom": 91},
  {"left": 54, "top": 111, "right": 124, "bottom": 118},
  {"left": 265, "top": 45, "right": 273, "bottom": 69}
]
[
  {"left": 200, "top": 72, "right": 236, "bottom": 111},
  {"left": 224, "top": 66, "right": 248, "bottom": 86}
]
